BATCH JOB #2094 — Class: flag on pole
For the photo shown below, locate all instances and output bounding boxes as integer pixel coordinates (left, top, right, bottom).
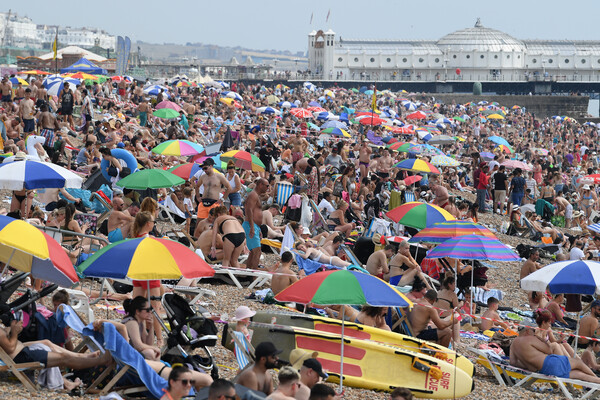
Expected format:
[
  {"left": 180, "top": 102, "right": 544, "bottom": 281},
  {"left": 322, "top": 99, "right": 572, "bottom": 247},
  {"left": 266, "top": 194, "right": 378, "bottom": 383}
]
[
  {"left": 310, "top": 12, "right": 313, "bottom": 24},
  {"left": 52, "top": 30, "right": 58, "bottom": 60},
  {"left": 326, "top": 9, "right": 331, "bottom": 22},
  {"left": 371, "top": 86, "right": 378, "bottom": 113}
]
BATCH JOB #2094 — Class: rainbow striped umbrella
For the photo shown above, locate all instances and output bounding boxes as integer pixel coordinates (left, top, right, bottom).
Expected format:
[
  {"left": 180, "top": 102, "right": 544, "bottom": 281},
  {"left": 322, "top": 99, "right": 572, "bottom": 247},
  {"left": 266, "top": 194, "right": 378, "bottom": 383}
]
[
  {"left": 168, "top": 163, "right": 202, "bottom": 180},
  {"left": 425, "top": 235, "right": 519, "bottom": 262},
  {"left": 221, "top": 150, "right": 265, "bottom": 172},
  {"left": 78, "top": 237, "right": 215, "bottom": 280},
  {"left": 0, "top": 215, "right": 78, "bottom": 287},
  {"left": 151, "top": 140, "right": 204, "bottom": 156},
  {"left": 386, "top": 202, "right": 454, "bottom": 229},
  {"left": 322, "top": 127, "right": 351, "bottom": 138},
  {"left": 430, "top": 155, "right": 460, "bottom": 167},
  {"left": 408, "top": 220, "right": 497, "bottom": 243},
  {"left": 394, "top": 158, "right": 440, "bottom": 174},
  {"left": 495, "top": 144, "right": 514, "bottom": 154}
]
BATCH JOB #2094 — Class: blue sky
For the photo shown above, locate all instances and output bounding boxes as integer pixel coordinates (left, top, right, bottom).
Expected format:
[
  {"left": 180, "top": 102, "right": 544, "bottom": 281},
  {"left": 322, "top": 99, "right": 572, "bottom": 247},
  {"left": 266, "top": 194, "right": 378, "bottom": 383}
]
[{"left": 6, "top": 1, "right": 600, "bottom": 52}]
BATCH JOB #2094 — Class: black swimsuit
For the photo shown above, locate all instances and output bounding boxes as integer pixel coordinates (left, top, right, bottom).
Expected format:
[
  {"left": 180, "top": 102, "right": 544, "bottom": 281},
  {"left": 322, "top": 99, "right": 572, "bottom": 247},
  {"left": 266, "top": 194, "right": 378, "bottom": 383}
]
[{"left": 219, "top": 219, "right": 246, "bottom": 248}]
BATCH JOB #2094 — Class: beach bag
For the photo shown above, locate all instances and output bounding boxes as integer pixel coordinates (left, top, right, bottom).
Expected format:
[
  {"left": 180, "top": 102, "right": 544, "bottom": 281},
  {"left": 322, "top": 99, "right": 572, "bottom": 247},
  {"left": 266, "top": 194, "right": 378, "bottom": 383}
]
[{"left": 332, "top": 178, "right": 344, "bottom": 197}]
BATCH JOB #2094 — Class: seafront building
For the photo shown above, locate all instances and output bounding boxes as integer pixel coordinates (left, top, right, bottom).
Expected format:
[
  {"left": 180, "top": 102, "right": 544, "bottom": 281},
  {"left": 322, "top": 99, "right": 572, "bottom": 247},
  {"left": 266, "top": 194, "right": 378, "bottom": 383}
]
[{"left": 308, "top": 19, "right": 600, "bottom": 83}]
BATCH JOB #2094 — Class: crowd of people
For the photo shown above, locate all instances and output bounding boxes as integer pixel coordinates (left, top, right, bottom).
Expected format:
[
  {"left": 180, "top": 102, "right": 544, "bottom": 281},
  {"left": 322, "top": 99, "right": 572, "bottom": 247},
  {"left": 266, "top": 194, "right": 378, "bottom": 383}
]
[{"left": 3, "top": 70, "right": 600, "bottom": 395}]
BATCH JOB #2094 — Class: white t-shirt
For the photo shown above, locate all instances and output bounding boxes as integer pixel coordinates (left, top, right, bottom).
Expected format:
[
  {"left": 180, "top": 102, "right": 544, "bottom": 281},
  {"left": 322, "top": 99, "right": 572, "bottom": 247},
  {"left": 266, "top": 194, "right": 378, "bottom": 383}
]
[
  {"left": 569, "top": 247, "right": 585, "bottom": 261},
  {"left": 183, "top": 197, "right": 193, "bottom": 213},
  {"left": 318, "top": 199, "right": 335, "bottom": 219}
]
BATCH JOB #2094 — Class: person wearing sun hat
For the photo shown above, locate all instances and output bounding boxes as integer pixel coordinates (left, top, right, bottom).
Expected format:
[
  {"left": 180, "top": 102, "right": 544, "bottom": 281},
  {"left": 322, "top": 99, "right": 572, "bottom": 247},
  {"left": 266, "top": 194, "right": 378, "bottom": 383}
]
[{"left": 234, "top": 305, "right": 256, "bottom": 342}]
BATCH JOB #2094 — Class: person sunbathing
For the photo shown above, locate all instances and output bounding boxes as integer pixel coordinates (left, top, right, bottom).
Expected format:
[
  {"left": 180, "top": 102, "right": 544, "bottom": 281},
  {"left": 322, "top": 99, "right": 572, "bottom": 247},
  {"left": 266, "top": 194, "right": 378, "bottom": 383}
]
[{"left": 294, "top": 242, "right": 351, "bottom": 269}]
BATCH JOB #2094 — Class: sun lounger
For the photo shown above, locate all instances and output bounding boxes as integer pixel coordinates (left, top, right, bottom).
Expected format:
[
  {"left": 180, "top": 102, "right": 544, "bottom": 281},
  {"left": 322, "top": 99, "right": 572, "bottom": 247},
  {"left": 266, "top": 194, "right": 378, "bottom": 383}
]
[
  {"left": 62, "top": 288, "right": 95, "bottom": 324},
  {"left": 194, "top": 249, "right": 272, "bottom": 289},
  {"left": 161, "top": 283, "right": 216, "bottom": 305},
  {"left": 469, "top": 347, "right": 600, "bottom": 399}
]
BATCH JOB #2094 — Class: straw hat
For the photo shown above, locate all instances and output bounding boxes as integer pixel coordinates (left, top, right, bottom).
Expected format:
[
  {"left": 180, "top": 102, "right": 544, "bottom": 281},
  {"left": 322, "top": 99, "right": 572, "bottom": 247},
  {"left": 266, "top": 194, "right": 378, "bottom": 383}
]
[{"left": 289, "top": 349, "right": 318, "bottom": 369}]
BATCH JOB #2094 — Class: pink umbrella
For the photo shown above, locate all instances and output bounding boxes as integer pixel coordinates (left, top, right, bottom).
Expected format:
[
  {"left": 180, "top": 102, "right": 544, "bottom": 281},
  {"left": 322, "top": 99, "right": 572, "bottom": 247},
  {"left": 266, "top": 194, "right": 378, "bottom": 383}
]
[
  {"left": 155, "top": 100, "right": 182, "bottom": 112},
  {"left": 501, "top": 160, "right": 532, "bottom": 171}
]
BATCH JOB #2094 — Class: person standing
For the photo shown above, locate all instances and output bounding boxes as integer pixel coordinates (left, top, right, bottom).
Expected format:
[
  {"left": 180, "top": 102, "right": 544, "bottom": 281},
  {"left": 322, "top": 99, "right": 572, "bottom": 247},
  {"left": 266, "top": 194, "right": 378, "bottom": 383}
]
[
  {"left": 493, "top": 165, "right": 508, "bottom": 214},
  {"left": 508, "top": 168, "right": 526, "bottom": 207},
  {"left": 476, "top": 165, "right": 490, "bottom": 213},
  {"left": 19, "top": 88, "right": 35, "bottom": 134},
  {"left": 244, "top": 178, "right": 269, "bottom": 269},
  {"left": 58, "top": 82, "right": 75, "bottom": 129}
]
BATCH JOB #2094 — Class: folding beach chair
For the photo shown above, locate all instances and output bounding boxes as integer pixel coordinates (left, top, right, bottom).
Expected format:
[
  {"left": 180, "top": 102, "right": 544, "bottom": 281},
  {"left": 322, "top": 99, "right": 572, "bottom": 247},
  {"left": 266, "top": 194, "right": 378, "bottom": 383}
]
[
  {"left": 0, "top": 347, "right": 44, "bottom": 392},
  {"left": 276, "top": 182, "right": 294, "bottom": 208}
]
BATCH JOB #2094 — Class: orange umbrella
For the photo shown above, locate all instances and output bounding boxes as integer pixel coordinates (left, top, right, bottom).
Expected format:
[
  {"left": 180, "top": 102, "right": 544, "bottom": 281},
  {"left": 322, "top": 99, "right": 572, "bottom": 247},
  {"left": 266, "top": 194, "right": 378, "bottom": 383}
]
[{"left": 20, "top": 70, "right": 52, "bottom": 75}]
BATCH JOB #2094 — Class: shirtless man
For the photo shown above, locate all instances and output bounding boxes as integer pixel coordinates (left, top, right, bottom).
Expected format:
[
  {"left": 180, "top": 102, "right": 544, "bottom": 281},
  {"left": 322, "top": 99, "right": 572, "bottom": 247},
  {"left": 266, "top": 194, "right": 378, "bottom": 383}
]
[
  {"left": 14, "top": 83, "right": 25, "bottom": 101},
  {"left": 365, "top": 246, "right": 395, "bottom": 279},
  {"left": 107, "top": 196, "right": 134, "bottom": 242},
  {"left": 376, "top": 149, "right": 394, "bottom": 179},
  {"left": 137, "top": 99, "right": 150, "bottom": 127},
  {"left": 520, "top": 248, "right": 542, "bottom": 280},
  {"left": 118, "top": 79, "right": 128, "bottom": 100},
  {"left": 194, "top": 207, "right": 217, "bottom": 237},
  {"left": 0, "top": 318, "right": 112, "bottom": 372},
  {"left": 479, "top": 297, "right": 510, "bottom": 331},
  {"left": 358, "top": 141, "right": 372, "bottom": 179},
  {"left": 236, "top": 341, "right": 281, "bottom": 396},
  {"left": 291, "top": 132, "right": 308, "bottom": 163},
  {"left": 0, "top": 77, "right": 12, "bottom": 108},
  {"left": 5, "top": 117, "right": 23, "bottom": 140},
  {"left": 267, "top": 367, "right": 300, "bottom": 400},
  {"left": 578, "top": 300, "right": 600, "bottom": 348},
  {"left": 554, "top": 195, "right": 572, "bottom": 228},
  {"left": 196, "top": 228, "right": 224, "bottom": 263},
  {"left": 271, "top": 251, "right": 298, "bottom": 295},
  {"left": 407, "top": 290, "right": 455, "bottom": 347},
  {"left": 244, "top": 178, "right": 269, "bottom": 269},
  {"left": 510, "top": 325, "right": 600, "bottom": 383},
  {"left": 430, "top": 181, "right": 450, "bottom": 209},
  {"left": 194, "top": 159, "right": 231, "bottom": 235},
  {"left": 19, "top": 89, "right": 36, "bottom": 133}
]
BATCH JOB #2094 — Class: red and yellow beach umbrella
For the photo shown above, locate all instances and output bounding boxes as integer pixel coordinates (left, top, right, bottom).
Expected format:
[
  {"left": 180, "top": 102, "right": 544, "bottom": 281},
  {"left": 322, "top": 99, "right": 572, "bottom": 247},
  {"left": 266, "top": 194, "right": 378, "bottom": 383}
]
[{"left": 221, "top": 150, "right": 266, "bottom": 172}]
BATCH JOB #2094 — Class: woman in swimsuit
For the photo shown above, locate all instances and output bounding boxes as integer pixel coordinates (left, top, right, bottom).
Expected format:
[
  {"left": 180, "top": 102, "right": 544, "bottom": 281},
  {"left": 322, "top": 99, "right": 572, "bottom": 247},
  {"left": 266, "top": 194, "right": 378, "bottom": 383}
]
[
  {"left": 535, "top": 308, "right": 574, "bottom": 357},
  {"left": 326, "top": 201, "right": 355, "bottom": 237},
  {"left": 11, "top": 189, "right": 34, "bottom": 218},
  {"left": 294, "top": 242, "right": 351, "bottom": 268},
  {"left": 580, "top": 185, "right": 596, "bottom": 221},
  {"left": 434, "top": 275, "right": 462, "bottom": 343},
  {"left": 386, "top": 240, "right": 431, "bottom": 289},
  {"left": 211, "top": 206, "right": 246, "bottom": 268},
  {"left": 121, "top": 296, "right": 161, "bottom": 361},
  {"left": 355, "top": 305, "right": 391, "bottom": 331}
]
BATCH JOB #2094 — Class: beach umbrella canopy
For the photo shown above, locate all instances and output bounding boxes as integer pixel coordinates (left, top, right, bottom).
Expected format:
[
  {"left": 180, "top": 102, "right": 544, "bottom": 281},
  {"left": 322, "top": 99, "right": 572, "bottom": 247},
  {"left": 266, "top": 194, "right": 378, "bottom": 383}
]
[
  {"left": 143, "top": 85, "right": 169, "bottom": 96},
  {"left": 0, "top": 159, "right": 83, "bottom": 190},
  {"left": 266, "top": 95, "right": 280, "bottom": 105},
  {"left": 278, "top": 101, "right": 297, "bottom": 109},
  {"left": 78, "top": 237, "right": 214, "bottom": 280},
  {"left": 256, "top": 107, "right": 281, "bottom": 115},
  {"left": 220, "top": 150, "right": 265, "bottom": 172},
  {"left": 223, "top": 91, "right": 243, "bottom": 101},
  {"left": 20, "top": 70, "right": 52, "bottom": 75},
  {"left": 501, "top": 160, "right": 532, "bottom": 171},
  {"left": 151, "top": 140, "right": 204, "bottom": 156},
  {"left": 480, "top": 152, "right": 495, "bottom": 161},
  {"left": 410, "top": 144, "right": 445, "bottom": 156},
  {"left": 402, "top": 175, "right": 422, "bottom": 186},
  {"left": 307, "top": 106, "right": 326, "bottom": 113},
  {"left": 320, "top": 120, "right": 346, "bottom": 130},
  {"left": 488, "top": 135, "right": 510, "bottom": 147},
  {"left": 426, "top": 235, "right": 519, "bottom": 262},
  {"left": 289, "top": 108, "right": 313, "bottom": 118},
  {"left": 396, "top": 143, "right": 418, "bottom": 153},
  {"left": 9, "top": 77, "right": 28, "bottom": 86},
  {"left": 386, "top": 202, "right": 454, "bottom": 229},
  {"left": 394, "top": 159, "right": 440, "bottom": 174},
  {"left": 427, "top": 135, "right": 455, "bottom": 146},
  {"left": 153, "top": 108, "right": 180, "bottom": 119},
  {"left": 322, "top": 127, "right": 351, "bottom": 138},
  {"left": 168, "top": 163, "right": 202, "bottom": 180},
  {"left": 275, "top": 269, "right": 412, "bottom": 393},
  {"left": 0, "top": 215, "right": 78, "bottom": 287},
  {"left": 496, "top": 144, "right": 514, "bottom": 154},
  {"left": 44, "top": 76, "right": 80, "bottom": 96},
  {"left": 408, "top": 220, "right": 497, "bottom": 244},
  {"left": 358, "top": 116, "right": 385, "bottom": 126},
  {"left": 116, "top": 169, "right": 185, "bottom": 189},
  {"left": 431, "top": 155, "right": 460, "bottom": 167},
  {"left": 520, "top": 260, "right": 600, "bottom": 296},
  {"left": 63, "top": 72, "right": 99, "bottom": 81},
  {"left": 406, "top": 111, "right": 427, "bottom": 120},
  {"left": 155, "top": 100, "right": 182, "bottom": 112},
  {"left": 487, "top": 113, "right": 505, "bottom": 120}
]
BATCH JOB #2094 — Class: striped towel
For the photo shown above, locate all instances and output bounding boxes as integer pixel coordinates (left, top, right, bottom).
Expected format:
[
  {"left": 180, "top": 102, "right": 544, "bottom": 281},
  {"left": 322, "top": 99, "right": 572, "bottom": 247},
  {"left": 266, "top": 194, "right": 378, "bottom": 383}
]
[{"left": 232, "top": 331, "right": 251, "bottom": 370}]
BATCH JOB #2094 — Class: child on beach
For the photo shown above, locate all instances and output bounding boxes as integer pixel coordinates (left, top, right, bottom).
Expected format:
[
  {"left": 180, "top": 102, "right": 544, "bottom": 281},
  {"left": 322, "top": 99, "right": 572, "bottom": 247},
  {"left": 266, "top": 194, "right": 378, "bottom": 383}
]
[{"left": 182, "top": 187, "right": 194, "bottom": 235}]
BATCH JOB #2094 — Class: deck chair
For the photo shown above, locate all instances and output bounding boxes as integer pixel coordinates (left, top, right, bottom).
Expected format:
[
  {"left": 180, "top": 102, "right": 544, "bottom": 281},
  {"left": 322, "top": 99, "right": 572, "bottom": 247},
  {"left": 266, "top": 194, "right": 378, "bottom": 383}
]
[
  {"left": 62, "top": 288, "right": 95, "bottom": 324},
  {"left": 388, "top": 306, "right": 414, "bottom": 336},
  {"left": 261, "top": 238, "right": 282, "bottom": 254},
  {"left": 468, "top": 347, "right": 600, "bottom": 399},
  {"left": 211, "top": 265, "right": 272, "bottom": 290},
  {"left": 308, "top": 199, "right": 329, "bottom": 232},
  {"left": 226, "top": 324, "right": 255, "bottom": 370},
  {"left": 161, "top": 283, "right": 216, "bottom": 306},
  {"left": 0, "top": 347, "right": 44, "bottom": 392},
  {"left": 56, "top": 305, "right": 167, "bottom": 398}
]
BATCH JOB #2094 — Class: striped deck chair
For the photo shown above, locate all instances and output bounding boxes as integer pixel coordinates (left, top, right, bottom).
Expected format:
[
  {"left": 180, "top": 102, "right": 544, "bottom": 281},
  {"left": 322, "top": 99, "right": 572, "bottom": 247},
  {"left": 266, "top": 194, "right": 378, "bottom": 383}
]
[
  {"left": 226, "top": 325, "right": 255, "bottom": 370},
  {"left": 276, "top": 182, "right": 294, "bottom": 207},
  {"left": 308, "top": 199, "right": 328, "bottom": 232},
  {"left": 404, "top": 190, "right": 416, "bottom": 203}
]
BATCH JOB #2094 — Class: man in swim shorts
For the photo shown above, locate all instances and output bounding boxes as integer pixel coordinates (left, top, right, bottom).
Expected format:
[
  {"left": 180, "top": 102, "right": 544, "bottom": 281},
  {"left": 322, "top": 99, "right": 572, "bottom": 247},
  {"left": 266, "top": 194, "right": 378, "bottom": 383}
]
[
  {"left": 107, "top": 197, "right": 134, "bottom": 242},
  {"left": 358, "top": 141, "right": 372, "bottom": 179},
  {"left": 510, "top": 326, "right": 600, "bottom": 383},
  {"left": 244, "top": 178, "right": 269, "bottom": 269},
  {"left": 194, "top": 159, "right": 231, "bottom": 237},
  {"left": 407, "top": 290, "right": 455, "bottom": 347}
]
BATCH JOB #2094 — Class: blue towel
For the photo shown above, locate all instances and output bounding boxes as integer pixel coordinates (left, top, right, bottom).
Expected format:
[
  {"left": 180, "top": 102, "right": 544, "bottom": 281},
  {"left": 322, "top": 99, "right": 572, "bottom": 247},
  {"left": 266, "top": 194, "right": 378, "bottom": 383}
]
[
  {"left": 83, "top": 323, "right": 168, "bottom": 399},
  {"left": 293, "top": 253, "right": 341, "bottom": 275},
  {"left": 56, "top": 305, "right": 103, "bottom": 352}
]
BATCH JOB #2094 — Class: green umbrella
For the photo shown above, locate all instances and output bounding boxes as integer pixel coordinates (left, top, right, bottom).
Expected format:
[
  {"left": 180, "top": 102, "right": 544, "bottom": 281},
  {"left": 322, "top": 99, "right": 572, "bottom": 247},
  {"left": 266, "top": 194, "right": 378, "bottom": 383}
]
[
  {"left": 453, "top": 116, "right": 466, "bottom": 122},
  {"left": 351, "top": 88, "right": 359, "bottom": 93},
  {"left": 116, "top": 169, "right": 185, "bottom": 189},
  {"left": 153, "top": 108, "right": 180, "bottom": 119},
  {"left": 307, "top": 122, "right": 320, "bottom": 131}
]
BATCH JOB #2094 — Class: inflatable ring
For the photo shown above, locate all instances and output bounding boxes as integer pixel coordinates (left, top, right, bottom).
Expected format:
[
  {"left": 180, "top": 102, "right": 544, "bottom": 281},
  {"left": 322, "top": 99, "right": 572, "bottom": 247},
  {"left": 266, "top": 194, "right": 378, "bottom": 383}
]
[{"left": 100, "top": 148, "right": 138, "bottom": 181}]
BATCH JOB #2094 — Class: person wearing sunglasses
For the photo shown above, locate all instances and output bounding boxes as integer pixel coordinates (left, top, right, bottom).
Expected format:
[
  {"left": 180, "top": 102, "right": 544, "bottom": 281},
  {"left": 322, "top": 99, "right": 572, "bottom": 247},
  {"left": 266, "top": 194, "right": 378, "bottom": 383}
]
[
  {"left": 122, "top": 296, "right": 161, "bottom": 361},
  {"left": 161, "top": 365, "right": 195, "bottom": 400}
]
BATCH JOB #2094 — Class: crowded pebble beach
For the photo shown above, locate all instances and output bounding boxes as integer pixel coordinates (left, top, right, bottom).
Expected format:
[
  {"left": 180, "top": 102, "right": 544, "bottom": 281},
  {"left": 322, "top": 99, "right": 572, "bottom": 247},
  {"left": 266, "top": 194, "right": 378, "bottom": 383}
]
[{"left": 0, "top": 67, "right": 600, "bottom": 400}]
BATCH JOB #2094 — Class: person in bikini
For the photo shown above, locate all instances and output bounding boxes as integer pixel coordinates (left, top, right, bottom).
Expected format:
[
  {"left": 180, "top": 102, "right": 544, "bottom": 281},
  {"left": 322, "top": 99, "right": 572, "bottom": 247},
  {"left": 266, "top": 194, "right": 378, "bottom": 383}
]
[
  {"left": 579, "top": 300, "right": 600, "bottom": 348},
  {"left": 386, "top": 240, "right": 432, "bottom": 289},
  {"left": 294, "top": 241, "right": 351, "bottom": 269},
  {"left": 210, "top": 206, "right": 246, "bottom": 267}
]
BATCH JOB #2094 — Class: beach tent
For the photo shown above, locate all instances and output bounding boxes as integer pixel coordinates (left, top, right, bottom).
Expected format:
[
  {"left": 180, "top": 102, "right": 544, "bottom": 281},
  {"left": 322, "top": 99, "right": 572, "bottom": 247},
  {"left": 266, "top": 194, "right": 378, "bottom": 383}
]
[{"left": 60, "top": 57, "right": 108, "bottom": 75}]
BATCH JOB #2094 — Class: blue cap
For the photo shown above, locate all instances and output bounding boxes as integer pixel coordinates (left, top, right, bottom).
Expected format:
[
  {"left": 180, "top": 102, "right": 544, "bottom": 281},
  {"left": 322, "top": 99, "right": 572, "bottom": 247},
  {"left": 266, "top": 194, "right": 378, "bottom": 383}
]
[{"left": 117, "top": 142, "right": 125, "bottom": 148}]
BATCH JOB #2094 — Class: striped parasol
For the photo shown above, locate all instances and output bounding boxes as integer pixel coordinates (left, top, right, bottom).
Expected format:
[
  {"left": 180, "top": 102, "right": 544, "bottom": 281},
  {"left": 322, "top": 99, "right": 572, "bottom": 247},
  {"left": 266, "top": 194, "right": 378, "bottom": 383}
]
[
  {"left": 394, "top": 159, "right": 440, "bottom": 174},
  {"left": 425, "top": 235, "right": 519, "bottom": 262},
  {"left": 430, "top": 155, "right": 460, "bottom": 167},
  {"left": 408, "top": 220, "right": 497, "bottom": 243}
]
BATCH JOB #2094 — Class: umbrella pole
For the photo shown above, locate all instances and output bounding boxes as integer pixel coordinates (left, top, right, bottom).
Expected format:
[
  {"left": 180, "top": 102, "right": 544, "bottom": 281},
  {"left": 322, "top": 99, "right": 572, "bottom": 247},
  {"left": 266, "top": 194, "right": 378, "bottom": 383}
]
[
  {"left": 574, "top": 311, "right": 581, "bottom": 351},
  {"left": 339, "top": 306, "right": 345, "bottom": 394},
  {"left": 0, "top": 248, "right": 16, "bottom": 278},
  {"left": 470, "top": 260, "right": 474, "bottom": 316}
]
